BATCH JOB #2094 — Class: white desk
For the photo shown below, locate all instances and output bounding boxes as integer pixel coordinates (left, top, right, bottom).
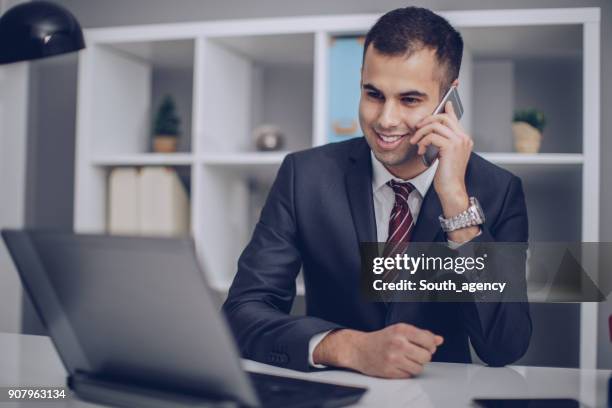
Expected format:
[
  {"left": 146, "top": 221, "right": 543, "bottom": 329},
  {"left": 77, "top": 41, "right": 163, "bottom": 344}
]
[{"left": 0, "top": 332, "right": 610, "bottom": 407}]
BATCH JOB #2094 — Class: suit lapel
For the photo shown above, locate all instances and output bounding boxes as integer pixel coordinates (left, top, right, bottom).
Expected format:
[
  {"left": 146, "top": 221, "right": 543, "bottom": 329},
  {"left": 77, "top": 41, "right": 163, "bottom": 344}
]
[
  {"left": 345, "top": 139, "right": 387, "bottom": 325},
  {"left": 345, "top": 140, "right": 377, "bottom": 244},
  {"left": 411, "top": 185, "right": 444, "bottom": 244}
]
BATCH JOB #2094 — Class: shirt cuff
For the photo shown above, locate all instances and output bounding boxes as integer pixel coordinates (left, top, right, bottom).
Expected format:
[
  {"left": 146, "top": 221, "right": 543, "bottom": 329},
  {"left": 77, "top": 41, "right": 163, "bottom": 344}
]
[
  {"left": 447, "top": 229, "right": 482, "bottom": 249},
  {"left": 308, "top": 330, "right": 333, "bottom": 368}
]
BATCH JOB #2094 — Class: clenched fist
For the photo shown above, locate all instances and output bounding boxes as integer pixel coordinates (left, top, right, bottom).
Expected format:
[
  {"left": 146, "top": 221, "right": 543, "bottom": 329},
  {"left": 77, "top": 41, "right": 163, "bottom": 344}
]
[{"left": 313, "top": 323, "right": 444, "bottom": 378}]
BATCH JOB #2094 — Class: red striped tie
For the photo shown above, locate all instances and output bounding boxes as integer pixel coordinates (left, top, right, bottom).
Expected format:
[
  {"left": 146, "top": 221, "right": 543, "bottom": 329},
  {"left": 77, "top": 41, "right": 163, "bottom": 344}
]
[{"left": 382, "top": 180, "right": 415, "bottom": 282}]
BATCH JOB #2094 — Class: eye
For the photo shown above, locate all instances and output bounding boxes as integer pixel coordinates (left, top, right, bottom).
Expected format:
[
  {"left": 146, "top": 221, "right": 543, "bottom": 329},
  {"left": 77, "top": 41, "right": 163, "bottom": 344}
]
[
  {"left": 366, "top": 91, "right": 383, "bottom": 100},
  {"left": 401, "top": 97, "right": 419, "bottom": 104}
]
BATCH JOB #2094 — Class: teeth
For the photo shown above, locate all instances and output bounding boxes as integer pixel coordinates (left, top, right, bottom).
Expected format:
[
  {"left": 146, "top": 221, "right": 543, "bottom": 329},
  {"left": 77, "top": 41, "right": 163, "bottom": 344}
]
[{"left": 379, "top": 133, "right": 403, "bottom": 143}]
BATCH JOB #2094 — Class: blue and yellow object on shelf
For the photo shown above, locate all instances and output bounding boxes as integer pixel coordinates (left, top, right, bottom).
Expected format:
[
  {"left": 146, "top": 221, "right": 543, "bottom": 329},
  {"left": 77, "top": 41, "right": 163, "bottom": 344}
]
[{"left": 328, "top": 36, "right": 364, "bottom": 143}]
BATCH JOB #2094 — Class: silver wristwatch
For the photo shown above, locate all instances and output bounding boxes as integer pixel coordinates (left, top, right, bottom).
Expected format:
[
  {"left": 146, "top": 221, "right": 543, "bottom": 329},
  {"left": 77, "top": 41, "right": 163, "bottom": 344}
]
[{"left": 439, "top": 197, "right": 485, "bottom": 232}]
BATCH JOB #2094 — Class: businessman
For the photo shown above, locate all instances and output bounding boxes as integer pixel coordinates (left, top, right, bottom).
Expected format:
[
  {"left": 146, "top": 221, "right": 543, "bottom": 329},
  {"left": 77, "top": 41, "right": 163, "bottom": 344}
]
[{"left": 223, "top": 7, "right": 531, "bottom": 378}]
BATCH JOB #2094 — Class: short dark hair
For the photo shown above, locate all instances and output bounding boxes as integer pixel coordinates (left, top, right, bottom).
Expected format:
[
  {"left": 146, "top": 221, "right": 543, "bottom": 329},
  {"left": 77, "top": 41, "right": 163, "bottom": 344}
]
[{"left": 363, "top": 7, "right": 463, "bottom": 95}]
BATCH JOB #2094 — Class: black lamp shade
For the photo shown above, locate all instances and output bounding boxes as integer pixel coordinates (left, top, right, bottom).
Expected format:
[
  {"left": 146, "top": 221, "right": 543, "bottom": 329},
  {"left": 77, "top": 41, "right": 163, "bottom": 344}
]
[{"left": 0, "top": 1, "right": 85, "bottom": 64}]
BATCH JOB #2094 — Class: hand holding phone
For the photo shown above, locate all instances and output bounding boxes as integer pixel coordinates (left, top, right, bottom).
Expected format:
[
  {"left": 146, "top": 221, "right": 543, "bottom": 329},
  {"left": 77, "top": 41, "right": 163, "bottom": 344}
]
[{"left": 422, "top": 86, "right": 464, "bottom": 166}]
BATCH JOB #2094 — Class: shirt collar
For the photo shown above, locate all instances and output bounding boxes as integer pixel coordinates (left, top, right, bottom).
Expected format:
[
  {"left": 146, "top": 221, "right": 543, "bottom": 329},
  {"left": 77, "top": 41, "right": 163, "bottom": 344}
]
[{"left": 370, "top": 150, "right": 438, "bottom": 198}]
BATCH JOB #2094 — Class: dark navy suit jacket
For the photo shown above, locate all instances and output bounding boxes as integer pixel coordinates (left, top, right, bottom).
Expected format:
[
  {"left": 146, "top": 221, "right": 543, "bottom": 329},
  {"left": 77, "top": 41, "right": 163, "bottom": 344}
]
[{"left": 222, "top": 137, "right": 532, "bottom": 372}]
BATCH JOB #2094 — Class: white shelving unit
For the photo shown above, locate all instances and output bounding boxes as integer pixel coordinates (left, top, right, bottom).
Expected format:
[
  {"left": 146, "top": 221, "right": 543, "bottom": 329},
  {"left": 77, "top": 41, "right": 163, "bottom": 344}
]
[
  {"left": 89, "top": 152, "right": 584, "bottom": 167},
  {"left": 480, "top": 153, "right": 584, "bottom": 165},
  {"left": 74, "top": 8, "right": 600, "bottom": 369},
  {"left": 91, "top": 153, "right": 194, "bottom": 166},
  {"left": 200, "top": 152, "right": 288, "bottom": 165}
]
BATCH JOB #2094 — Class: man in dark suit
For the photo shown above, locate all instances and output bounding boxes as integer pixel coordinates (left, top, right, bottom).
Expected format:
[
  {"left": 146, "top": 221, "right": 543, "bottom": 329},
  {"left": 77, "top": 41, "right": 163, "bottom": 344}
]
[{"left": 223, "top": 7, "right": 531, "bottom": 378}]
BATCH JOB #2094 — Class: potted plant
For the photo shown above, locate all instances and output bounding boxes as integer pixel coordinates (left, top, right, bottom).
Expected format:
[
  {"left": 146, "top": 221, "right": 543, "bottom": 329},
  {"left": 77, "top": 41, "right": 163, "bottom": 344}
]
[
  {"left": 152, "top": 95, "right": 181, "bottom": 153},
  {"left": 512, "top": 108, "right": 546, "bottom": 153}
]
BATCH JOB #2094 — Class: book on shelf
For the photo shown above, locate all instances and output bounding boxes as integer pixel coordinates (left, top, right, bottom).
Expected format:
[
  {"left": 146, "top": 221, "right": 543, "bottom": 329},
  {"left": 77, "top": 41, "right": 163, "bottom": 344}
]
[
  {"left": 108, "top": 167, "right": 140, "bottom": 235},
  {"left": 107, "top": 166, "right": 190, "bottom": 237}
]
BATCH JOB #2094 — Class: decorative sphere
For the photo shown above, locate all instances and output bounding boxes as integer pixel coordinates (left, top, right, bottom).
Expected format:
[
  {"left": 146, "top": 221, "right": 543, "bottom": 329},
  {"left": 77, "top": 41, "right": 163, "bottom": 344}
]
[{"left": 254, "top": 125, "right": 284, "bottom": 151}]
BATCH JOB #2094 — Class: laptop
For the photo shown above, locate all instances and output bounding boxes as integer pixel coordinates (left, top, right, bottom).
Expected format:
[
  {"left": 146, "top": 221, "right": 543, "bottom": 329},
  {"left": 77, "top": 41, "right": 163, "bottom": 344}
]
[{"left": 2, "top": 229, "right": 366, "bottom": 408}]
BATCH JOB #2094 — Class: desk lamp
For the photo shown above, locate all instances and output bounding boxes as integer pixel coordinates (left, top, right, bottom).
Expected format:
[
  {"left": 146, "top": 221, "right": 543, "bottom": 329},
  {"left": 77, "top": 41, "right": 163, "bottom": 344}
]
[{"left": 0, "top": 1, "right": 84, "bottom": 64}]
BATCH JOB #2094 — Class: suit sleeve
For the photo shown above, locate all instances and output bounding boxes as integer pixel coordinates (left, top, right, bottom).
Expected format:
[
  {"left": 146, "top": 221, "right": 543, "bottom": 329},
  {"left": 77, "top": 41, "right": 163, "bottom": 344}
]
[
  {"left": 459, "top": 176, "right": 532, "bottom": 366},
  {"left": 222, "top": 154, "right": 344, "bottom": 372}
]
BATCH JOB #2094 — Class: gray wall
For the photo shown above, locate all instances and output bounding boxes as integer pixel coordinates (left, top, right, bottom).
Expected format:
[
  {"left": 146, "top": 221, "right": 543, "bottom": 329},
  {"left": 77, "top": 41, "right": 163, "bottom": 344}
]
[
  {"left": 260, "top": 65, "right": 313, "bottom": 152},
  {"left": 26, "top": 52, "right": 77, "bottom": 231},
  {"left": 23, "top": 52, "right": 79, "bottom": 335},
  {"left": 472, "top": 60, "right": 514, "bottom": 152},
  {"left": 514, "top": 58, "right": 583, "bottom": 154},
  {"left": 151, "top": 67, "right": 194, "bottom": 152}
]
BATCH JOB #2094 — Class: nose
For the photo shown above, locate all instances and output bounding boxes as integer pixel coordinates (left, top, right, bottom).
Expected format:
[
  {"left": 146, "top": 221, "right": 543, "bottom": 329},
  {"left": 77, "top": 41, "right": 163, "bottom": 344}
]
[{"left": 378, "top": 100, "right": 401, "bottom": 130}]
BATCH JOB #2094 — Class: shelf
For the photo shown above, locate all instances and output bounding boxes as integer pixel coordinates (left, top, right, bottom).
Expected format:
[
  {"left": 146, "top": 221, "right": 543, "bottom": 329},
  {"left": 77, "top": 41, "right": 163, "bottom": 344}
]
[
  {"left": 479, "top": 153, "right": 583, "bottom": 165},
  {"left": 91, "top": 152, "right": 582, "bottom": 167},
  {"left": 200, "top": 152, "right": 288, "bottom": 166},
  {"left": 86, "top": 39, "right": 195, "bottom": 156},
  {"left": 91, "top": 153, "right": 194, "bottom": 166},
  {"left": 200, "top": 35, "right": 314, "bottom": 154},
  {"left": 200, "top": 152, "right": 583, "bottom": 166}
]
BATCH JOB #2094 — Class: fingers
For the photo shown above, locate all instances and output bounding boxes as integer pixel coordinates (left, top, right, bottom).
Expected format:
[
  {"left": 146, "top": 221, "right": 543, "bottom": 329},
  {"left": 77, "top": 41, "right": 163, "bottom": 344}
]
[
  {"left": 382, "top": 350, "right": 426, "bottom": 378},
  {"left": 417, "top": 103, "right": 464, "bottom": 135},
  {"left": 415, "top": 131, "right": 474, "bottom": 157},
  {"left": 415, "top": 133, "right": 448, "bottom": 156},
  {"left": 417, "top": 112, "right": 454, "bottom": 131},
  {"left": 385, "top": 364, "right": 415, "bottom": 379},
  {"left": 396, "top": 356, "right": 425, "bottom": 377},
  {"left": 445, "top": 101, "right": 458, "bottom": 121},
  {"left": 412, "top": 106, "right": 469, "bottom": 157},
  {"left": 410, "top": 121, "right": 457, "bottom": 146},
  {"left": 364, "top": 324, "right": 445, "bottom": 379},
  {"left": 401, "top": 354, "right": 426, "bottom": 376},
  {"left": 404, "top": 341, "right": 432, "bottom": 365},
  {"left": 391, "top": 323, "right": 438, "bottom": 354}
]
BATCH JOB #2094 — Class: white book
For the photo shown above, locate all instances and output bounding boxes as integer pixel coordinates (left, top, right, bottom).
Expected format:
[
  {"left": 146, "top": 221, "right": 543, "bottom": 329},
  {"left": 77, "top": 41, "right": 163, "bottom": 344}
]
[
  {"left": 139, "top": 167, "right": 190, "bottom": 237},
  {"left": 107, "top": 167, "right": 140, "bottom": 235}
]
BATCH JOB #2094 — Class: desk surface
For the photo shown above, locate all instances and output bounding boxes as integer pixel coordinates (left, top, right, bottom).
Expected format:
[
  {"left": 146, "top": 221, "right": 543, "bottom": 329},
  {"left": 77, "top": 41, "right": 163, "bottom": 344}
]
[{"left": 0, "top": 332, "right": 610, "bottom": 407}]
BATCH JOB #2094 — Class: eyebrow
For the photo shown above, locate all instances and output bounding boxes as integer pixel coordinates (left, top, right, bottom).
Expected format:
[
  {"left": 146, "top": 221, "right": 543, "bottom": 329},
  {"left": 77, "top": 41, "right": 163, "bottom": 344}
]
[{"left": 362, "top": 83, "right": 428, "bottom": 99}]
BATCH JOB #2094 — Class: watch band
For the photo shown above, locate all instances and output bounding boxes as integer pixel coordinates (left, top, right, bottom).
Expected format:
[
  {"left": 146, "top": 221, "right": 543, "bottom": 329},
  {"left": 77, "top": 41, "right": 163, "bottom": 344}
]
[{"left": 439, "top": 197, "right": 485, "bottom": 232}]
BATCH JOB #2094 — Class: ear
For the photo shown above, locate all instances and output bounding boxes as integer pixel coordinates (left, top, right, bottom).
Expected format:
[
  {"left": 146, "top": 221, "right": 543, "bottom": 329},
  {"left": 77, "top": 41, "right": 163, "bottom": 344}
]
[{"left": 451, "top": 78, "right": 459, "bottom": 88}]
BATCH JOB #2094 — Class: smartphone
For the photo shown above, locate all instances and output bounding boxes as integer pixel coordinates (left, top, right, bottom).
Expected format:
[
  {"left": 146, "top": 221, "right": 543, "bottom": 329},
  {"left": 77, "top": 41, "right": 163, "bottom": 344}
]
[{"left": 422, "top": 85, "right": 464, "bottom": 167}]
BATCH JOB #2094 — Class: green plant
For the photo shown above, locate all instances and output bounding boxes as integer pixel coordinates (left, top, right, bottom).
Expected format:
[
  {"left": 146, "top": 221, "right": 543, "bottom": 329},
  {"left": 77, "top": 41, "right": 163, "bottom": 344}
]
[
  {"left": 513, "top": 108, "right": 547, "bottom": 132},
  {"left": 153, "top": 95, "right": 181, "bottom": 136}
]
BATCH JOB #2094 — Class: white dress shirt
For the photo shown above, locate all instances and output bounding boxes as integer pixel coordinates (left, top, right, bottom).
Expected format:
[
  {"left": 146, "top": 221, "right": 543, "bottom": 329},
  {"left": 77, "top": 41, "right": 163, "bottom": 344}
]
[
  {"left": 371, "top": 152, "right": 439, "bottom": 243},
  {"left": 307, "top": 153, "right": 477, "bottom": 368}
]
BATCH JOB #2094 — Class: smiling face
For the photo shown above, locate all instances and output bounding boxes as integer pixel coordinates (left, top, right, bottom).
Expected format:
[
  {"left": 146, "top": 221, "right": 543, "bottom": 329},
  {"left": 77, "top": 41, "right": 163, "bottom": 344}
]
[{"left": 359, "top": 45, "right": 444, "bottom": 177}]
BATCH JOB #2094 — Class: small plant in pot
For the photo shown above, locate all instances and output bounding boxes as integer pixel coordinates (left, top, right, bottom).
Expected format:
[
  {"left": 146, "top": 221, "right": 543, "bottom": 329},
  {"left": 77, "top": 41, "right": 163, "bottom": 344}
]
[
  {"left": 152, "top": 95, "right": 181, "bottom": 153},
  {"left": 512, "top": 108, "right": 546, "bottom": 153}
]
